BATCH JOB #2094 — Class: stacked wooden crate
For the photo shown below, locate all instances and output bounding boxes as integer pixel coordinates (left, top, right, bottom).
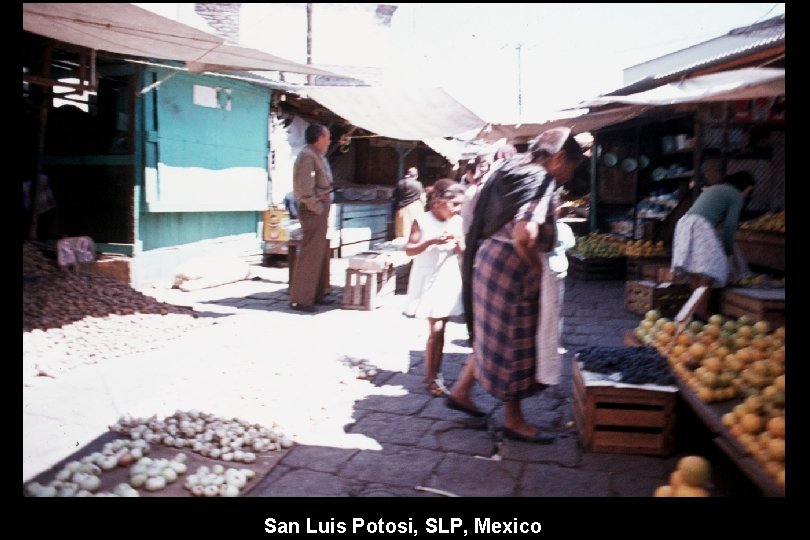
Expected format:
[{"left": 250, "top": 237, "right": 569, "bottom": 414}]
[
  {"left": 624, "top": 280, "right": 692, "bottom": 317},
  {"left": 571, "top": 358, "right": 676, "bottom": 456}
]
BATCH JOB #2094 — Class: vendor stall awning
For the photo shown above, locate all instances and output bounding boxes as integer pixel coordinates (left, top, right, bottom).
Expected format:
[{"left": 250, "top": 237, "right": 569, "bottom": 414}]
[
  {"left": 302, "top": 86, "right": 487, "bottom": 142},
  {"left": 23, "top": 3, "right": 336, "bottom": 77},
  {"left": 477, "top": 67, "right": 784, "bottom": 144},
  {"left": 477, "top": 105, "right": 653, "bottom": 143},
  {"left": 577, "top": 68, "right": 784, "bottom": 108}
]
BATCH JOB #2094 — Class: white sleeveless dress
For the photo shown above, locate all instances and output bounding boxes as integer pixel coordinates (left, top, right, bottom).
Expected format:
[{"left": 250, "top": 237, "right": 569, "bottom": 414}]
[{"left": 403, "top": 212, "right": 464, "bottom": 319}]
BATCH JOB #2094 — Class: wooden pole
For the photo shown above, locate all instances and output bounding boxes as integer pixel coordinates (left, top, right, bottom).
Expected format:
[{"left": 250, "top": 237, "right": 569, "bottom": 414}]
[{"left": 28, "top": 43, "right": 53, "bottom": 241}]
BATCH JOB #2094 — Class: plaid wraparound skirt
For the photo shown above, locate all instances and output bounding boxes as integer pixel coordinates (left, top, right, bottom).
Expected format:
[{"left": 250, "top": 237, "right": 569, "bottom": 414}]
[{"left": 471, "top": 237, "right": 544, "bottom": 401}]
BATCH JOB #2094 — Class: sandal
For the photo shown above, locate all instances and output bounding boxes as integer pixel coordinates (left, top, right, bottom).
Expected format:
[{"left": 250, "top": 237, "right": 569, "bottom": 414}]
[{"left": 425, "top": 374, "right": 449, "bottom": 397}]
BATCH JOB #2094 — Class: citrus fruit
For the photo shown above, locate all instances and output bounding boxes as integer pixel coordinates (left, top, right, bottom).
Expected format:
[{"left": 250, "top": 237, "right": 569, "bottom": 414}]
[{"left": 677, "top": 455, "right": 712, "bottom": 487}]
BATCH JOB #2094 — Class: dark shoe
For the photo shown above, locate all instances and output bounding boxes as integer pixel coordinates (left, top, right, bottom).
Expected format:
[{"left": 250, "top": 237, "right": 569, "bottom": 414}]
[
  {"left": 445, "top": 395, "right": 486, "bottom": 418},
  {"left": 502, "top": 427, "right": 556, "bottom": 444},
  {"left": 315, "top": 297, "right": 335, "bottom": 305},
  {"left": 289, "top": 303, "right": 318, "bottom": 313}
]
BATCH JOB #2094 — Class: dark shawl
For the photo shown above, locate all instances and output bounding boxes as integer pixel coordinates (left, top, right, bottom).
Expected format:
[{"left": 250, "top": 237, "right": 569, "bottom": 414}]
[
  {"left": 394, "top": 177, "right": 424, "bottom": 209},
  {"left": 462, "top": 157, "right": 555, "bottom": 336}
]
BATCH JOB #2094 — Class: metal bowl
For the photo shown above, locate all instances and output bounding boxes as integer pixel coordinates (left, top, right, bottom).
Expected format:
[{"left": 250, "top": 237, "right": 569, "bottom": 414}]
[
  {"left": 622, "top": 158, "right": 638, "bottom": 172},
  {"left": 639, "top": 155, "right": 650, "bottom": 169}
]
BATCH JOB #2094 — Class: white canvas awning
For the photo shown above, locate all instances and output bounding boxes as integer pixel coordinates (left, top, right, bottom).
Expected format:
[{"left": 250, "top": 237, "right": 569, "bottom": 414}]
[
  {"left": 477, "top": 68, "right": 785, "bottom": 143},
  {"left": 477, "top": 105, "right": 653, "bottom": 143},
  {"left": 302, "top": 86, "right": 487, "bottom": 141},
  {"left": 23, "top": 3, "right": 336, "bottom": 77},
  {"left": 578, "top": 67, "right": 784, "bottom": 108}
]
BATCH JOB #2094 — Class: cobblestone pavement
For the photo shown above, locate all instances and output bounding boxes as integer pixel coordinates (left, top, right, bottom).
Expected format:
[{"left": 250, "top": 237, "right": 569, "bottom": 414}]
[{"left": 22, "top": 259, "right": 762, "bottom": 496}]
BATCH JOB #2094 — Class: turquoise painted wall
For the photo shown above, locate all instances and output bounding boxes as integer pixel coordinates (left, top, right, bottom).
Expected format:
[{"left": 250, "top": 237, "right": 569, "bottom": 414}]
[
  {"left": 137, "top": 68, "right": 271, "bottom": 250},
  {"left": 139, "top": 211, "right": 259, "bottom": 251},
  {"left": 152, "top": 70, "right": 268, "bottom": 171}
]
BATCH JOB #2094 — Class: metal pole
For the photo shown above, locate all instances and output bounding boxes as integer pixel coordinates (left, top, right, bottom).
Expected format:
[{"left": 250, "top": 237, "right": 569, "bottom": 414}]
[
  {"left": 590, "top": 141, "right": 598, "bottom": 233},
  {"left": 516, "top": 43, "right": 523, "bottom": 121},
  {"left": 306, "top": 3, "right": 313, "bottom": 86}
]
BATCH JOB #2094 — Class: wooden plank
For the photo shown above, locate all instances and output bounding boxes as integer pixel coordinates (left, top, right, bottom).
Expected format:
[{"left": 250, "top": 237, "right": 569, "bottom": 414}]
[
  {"left": 590, "top": 431, "right": 669, "bottom": 455},
  {"left": 583, "top": 387, "right": 673, "bottom": 406},
  {"left": 593, "top": 408, "right": 669, "bottom": 428},
  {"left": 713, "top": 436, "right": 784, "bottom": 497}
]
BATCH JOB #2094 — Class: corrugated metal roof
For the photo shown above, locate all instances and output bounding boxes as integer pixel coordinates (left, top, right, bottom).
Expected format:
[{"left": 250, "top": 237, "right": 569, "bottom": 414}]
[
  {"left": 652, "top": 32, "right": 784, "bottom": 81},
  {"left": 617, "top": 15, "right": 784, "bottom": 95},
  {"left": 579, "top": 68, "right": 784, "bottom": 108}
]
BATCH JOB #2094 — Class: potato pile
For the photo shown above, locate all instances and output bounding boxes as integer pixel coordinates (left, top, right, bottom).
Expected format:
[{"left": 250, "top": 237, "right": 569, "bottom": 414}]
[
  {"left": 23, "top": 241, "right": 58, "bottom": 276},
  {"left": 23, "top": 243, "right": 213, "bottom": 379}
]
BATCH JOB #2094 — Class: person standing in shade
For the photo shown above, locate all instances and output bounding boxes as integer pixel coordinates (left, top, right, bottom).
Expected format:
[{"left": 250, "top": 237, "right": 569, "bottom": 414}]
[
  {"left": 459, "top": 162, "right": 477, "bottom": 186},
  {"left": 289, "top": 123, "right": 333, "bottom": 313},
  {"left": 393, "top": 167, "right": 426, "bottom": 240}
]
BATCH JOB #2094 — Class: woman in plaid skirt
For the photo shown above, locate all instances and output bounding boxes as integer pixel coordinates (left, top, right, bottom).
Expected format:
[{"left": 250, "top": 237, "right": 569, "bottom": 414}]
[{"left": 447, "top": 127, "right": 585, "bottom": 444}]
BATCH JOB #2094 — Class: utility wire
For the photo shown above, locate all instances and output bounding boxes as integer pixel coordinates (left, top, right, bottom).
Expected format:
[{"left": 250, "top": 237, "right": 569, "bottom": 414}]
[{"left": 752, "top": 3, "right": 780, "bottom": 24}]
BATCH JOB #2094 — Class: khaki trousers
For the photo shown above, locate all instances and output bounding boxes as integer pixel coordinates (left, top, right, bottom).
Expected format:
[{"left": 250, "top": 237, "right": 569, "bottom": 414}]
[{"left": 290, "top": 205, "right": 330, "bottom": 305}]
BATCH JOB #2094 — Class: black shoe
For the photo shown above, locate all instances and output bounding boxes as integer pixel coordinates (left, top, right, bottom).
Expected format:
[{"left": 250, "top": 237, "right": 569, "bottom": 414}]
[
  {"left": 502, "top": 427, "right": 556, "bottom": 444},
  {"left": 445, "top": 396, "right": 486, "bottom": 418},
  {"left": 289, "top": 303, "right": 318, "bottom": 313}
]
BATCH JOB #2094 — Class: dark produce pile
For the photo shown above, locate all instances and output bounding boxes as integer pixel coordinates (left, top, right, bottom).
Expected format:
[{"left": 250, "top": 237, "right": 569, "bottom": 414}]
[
  {"left": 577, "top": 346, "right": 676, "bottom": 386},
  {"left": 23, "top": 242, "right": 214, "bottom": 380},
  {"left": 23, "top": 241, "right": 58, "bottom": 276}
]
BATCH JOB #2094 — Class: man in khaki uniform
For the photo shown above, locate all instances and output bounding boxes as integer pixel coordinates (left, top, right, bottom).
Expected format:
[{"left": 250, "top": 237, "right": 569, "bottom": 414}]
[{"left": 290, "top": 123, "right": 333, "bottom": 312}]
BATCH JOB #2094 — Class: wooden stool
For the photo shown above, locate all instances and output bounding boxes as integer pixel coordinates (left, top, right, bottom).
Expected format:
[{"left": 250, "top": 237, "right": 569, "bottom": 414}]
[{"left": 342, "top": 266, "right": 394, "bottom": 310}]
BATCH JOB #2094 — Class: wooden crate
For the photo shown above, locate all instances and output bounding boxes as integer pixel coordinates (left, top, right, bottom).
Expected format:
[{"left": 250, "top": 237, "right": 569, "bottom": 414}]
[
  {"left": 567, "top": 253, "right": 626, "bottom": 281},
  {"left": 341, "top": 266, "right": 394, "bottom": 310},
  {"left": 735, "top": 230, "right": 784, "bottom": 271},
  {"left": 720, "top": 287, "right": 785, "bottom": 327},
  {"left": 625, "top": 256, "right": 671, "bottom": 280},
  {"left": 624, "top": 280, "right": 692, "bottom": 317},
  {"left": 571, "top": 358, "right": 676, "bottom": 456}
]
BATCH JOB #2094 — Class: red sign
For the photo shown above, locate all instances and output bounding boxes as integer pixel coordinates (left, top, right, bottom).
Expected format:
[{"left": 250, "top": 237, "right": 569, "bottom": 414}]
[{"left": 733, "top": 96, "right": 785, "bottom": 123}]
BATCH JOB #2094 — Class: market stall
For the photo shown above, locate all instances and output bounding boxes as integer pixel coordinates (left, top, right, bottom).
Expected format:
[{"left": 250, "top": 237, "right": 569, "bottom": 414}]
[{"left": 626, "top": 306, "right": 785, "bottom": 496}]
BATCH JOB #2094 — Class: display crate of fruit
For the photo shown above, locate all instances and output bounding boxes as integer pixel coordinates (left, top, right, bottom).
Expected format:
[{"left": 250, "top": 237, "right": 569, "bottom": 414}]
[
  {"left": 625, "top": 256, "right": 671, "bottom": 280},
  {"left": 674, "top": 379, "right": 785, "bottom": 497},
  {"left": 720, "top": 287, "right": 785, "bottom": 328},
  {"left": 571, "top": 349, "right": 677, "bottom": 456},
  {"left": 624, "top": 280, "right": 691, "bottom": 317},
  {"left": 567, "top": 253, "right": 626, "bottom": 281},
  {"left": 735, "top": 230, "right": 784, "bottom": 272}
]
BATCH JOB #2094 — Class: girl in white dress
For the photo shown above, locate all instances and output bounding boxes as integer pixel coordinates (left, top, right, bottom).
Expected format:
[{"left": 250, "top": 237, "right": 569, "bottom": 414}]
[{"left": 404, "top": 178, "right": 467, "bottom": 397}]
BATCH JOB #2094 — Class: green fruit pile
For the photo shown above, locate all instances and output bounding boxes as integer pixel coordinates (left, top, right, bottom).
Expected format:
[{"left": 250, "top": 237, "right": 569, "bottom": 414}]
[{"left": 569, "top": 233, "right": 624, "bottom": 258}]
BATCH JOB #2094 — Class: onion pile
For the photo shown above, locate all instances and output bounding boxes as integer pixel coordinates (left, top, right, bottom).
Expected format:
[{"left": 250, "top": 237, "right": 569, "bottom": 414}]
[{"left": 110, "top": 410, "right": 294, "bottom": 464}]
